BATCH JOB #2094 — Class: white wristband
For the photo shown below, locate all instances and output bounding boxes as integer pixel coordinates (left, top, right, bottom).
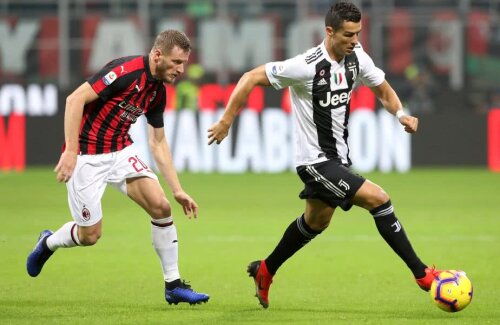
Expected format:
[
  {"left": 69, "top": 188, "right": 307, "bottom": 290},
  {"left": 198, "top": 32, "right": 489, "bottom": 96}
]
[{"left": 395, "top": 110, "right": 406, "bottom": 119}]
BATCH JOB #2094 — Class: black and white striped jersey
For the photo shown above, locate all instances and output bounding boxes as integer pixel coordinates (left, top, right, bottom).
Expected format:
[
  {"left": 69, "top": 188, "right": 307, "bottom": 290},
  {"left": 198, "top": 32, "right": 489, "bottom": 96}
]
[{"left": 265, "top": 41, "right": 384, "bottom": 167}]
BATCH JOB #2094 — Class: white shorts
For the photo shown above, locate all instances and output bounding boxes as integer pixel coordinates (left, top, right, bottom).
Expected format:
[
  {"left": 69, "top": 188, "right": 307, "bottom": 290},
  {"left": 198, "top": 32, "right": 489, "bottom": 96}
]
[{"left": 66, "top": 145, "right": 158, "bottom": 226}]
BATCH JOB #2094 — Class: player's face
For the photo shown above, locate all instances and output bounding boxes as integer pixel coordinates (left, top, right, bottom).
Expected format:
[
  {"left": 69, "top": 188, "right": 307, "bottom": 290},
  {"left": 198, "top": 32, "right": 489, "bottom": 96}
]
[
  {"left": 327, "top": 21, "right": 361, "bottom": 60},
  {"left": 153, "top": 46, "right": 190, "bottom": 84}
]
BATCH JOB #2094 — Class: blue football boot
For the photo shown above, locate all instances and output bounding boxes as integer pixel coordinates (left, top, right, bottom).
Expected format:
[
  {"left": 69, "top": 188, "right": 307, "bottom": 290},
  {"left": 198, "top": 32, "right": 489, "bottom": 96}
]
[
  {"left": 165, "top": 280, "right": 209, "bottom": 305},
  {"left": 27, "top": 230, "right": 54, "bottom": 277}
]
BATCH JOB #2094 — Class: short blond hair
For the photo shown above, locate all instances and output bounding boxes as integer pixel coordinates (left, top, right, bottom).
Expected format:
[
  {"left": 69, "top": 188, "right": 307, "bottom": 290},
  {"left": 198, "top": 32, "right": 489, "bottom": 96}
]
[{"left": 152, "top": 30, "right": 191, "bottom": 54}]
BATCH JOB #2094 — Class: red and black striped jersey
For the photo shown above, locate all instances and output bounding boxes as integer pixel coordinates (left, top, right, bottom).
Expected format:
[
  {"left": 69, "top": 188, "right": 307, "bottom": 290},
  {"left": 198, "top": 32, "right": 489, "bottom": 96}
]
[{"left": 79, "top": 55, "right": 166, "bottom": 155}]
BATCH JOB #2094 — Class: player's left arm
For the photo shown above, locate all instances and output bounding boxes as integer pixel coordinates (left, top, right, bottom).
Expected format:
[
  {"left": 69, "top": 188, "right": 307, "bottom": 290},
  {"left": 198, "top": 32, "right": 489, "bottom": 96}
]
[
  {"left": 148, "top": 125, "right": 198, "bottom": 218},
  {"left": 371, "top": 80, "right": 418, "bottom": 133}
]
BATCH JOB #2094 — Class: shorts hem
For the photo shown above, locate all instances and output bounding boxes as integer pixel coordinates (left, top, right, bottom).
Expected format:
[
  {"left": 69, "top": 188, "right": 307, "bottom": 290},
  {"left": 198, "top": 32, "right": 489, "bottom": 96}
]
[{"left": 72, "top": 215, "right": 103, "bottom": 227}]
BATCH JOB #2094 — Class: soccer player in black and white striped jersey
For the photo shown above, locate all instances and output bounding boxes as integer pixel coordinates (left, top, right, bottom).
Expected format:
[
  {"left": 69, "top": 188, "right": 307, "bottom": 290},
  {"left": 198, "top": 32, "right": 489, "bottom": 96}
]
[
  {"left": 27, "top": 30, "right": 209, "bottom": 306},
  {"left": 208, "top": 1, "right": 440, "bottom": 309}
]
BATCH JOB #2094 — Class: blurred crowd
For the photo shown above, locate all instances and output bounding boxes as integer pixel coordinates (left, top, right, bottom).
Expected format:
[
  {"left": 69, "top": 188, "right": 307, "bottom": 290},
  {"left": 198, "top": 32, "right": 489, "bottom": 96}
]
[{"left": 1, "top": 0, "right": 499, "bottom": 114}]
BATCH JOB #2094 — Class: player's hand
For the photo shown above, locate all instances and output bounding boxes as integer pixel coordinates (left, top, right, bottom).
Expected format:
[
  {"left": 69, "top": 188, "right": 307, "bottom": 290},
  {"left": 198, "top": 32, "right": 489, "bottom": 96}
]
[
  {"left": 399, "top": 115, "right": 418, "bottom": 133},
  {"left": 173, "top": 190, "right": 199, "bottom": 219},
  {"left": 207, "top": 120, "right": 230, "bottom": 145},
  {"left": 54, "top": 150, "right": 78, "bottom": 183}
]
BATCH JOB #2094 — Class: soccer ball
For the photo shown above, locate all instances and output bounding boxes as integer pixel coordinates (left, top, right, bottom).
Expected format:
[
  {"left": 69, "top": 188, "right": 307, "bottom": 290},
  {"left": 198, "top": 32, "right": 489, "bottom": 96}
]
[{"left": 430, "top": 270, "right": 473, "bottom": 312}]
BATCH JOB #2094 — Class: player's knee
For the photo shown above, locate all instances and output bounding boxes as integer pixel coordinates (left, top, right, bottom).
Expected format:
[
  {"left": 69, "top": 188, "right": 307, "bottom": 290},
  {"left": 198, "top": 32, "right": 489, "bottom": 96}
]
[
  {"left": 150, "top": 199, "right": 171, "bottom": 218},
  {"left": 310, "top": 218, "right": 330, "bottom": 232},
  {"left": 305, "top": 212, "right": 332, "bottom": 232},
  {"left": 78, "top": 227, "right": 101, "bottom": 246},
  {"left": 79, "top": 232, "right": 101, "bottom": 246},
  {"left": 370, "top": 188, "right": 390, "bottom": 209}
]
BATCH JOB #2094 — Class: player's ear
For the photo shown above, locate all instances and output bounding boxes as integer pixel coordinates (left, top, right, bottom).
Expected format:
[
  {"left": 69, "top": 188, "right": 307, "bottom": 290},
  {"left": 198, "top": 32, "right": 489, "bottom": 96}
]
[
  {"left": 152, "top": 48, "right": 162, "bottom": 62},
  {"left": 325, "top": 26, "right": 334, "bottom": 36}
]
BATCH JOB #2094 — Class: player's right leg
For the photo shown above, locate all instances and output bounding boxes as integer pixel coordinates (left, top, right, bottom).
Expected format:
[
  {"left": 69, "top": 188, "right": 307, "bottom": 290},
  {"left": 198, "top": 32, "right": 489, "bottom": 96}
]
[
  {"left": 247, "top": 260, "right": 273, "bottom": 309},
  {"left": 27, "top": 221, "right": 100, "bottom": 277},
  {"left": 27, "top": 153, "right": 108, "bottom": 277},
  {"left": 26, "top": 230, "right": 55, "bottom": 277},
  {"left": 248, "top": 160, "right": 362, "bottom": 308},
  {"left": 248, "top": 199, "right": 333, "bottom": 308}
]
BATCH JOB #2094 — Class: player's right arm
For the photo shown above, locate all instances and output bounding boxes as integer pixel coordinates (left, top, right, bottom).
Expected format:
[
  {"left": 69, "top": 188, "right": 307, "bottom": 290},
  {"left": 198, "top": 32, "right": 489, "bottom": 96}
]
[
  {"left": 207, "top": 65, "right": 270, "bottom": 145},
  {"left": 54, "top": 82, "right": 98, "bottom": 182}
]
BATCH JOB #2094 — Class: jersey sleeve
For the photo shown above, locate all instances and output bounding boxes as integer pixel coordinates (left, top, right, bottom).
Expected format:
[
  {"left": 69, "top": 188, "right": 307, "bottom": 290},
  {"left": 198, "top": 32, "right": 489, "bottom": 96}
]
[
  {"left": 356, "top": 47, "right": 385, "bottom": 87},
  {"left": 87, "top": 58, "right": 136, "bottom": 102},
  {"left": 265, "top": 54, "right": 311, "bottom": 90},
  {"left": 145, "top": 86, "right": 166, "bottom": 128}
]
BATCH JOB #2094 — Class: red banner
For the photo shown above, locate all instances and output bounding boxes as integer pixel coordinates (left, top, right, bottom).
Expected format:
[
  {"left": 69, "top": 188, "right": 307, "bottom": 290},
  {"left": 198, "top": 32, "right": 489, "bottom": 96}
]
[{"left": 488, "top": 109, "right": 500, "bottom": 172}]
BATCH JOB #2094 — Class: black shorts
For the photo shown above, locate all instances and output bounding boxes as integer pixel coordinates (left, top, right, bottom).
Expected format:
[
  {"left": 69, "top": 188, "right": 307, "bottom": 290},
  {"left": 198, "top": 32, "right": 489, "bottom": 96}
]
[{"left": 296, "top": 160, "right": 365, "bottom": 211}]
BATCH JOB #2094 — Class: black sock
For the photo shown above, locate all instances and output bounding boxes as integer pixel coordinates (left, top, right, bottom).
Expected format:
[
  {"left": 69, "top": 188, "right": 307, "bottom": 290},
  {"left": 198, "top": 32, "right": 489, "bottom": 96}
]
[
  {"left": 370, "top": 200, "right": 427, "bottom": 278},
  {"left": 265, "top": 214, "right": 322, "bottom": 275},
  {"left": 165, "top": 279, "right": 182, "bottom": 290}
]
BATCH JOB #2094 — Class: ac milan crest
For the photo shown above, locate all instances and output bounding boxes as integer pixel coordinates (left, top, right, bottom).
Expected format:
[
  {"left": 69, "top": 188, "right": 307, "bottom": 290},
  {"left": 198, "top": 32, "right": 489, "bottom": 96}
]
[{"left": 82, "top": 207, "right": 91, "bottom": 221}]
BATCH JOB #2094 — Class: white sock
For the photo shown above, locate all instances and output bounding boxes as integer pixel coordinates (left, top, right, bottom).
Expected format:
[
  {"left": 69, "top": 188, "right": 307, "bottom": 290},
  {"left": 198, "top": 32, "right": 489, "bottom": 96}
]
[
  {"left": 151, "top": 216, "right": 180, "bottom": 283},
  {"left": 46, "top": 221, "right": 81, "bottom": 251}
]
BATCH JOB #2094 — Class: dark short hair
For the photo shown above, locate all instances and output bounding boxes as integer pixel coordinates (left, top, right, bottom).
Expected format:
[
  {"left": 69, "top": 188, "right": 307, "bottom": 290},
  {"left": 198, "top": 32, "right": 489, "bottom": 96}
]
[
  {"left": 152, "top": 30, "right": 192, "bottom": 54},
  {"left": 325, "top": 1, "right": 362, "bottom": 30}
]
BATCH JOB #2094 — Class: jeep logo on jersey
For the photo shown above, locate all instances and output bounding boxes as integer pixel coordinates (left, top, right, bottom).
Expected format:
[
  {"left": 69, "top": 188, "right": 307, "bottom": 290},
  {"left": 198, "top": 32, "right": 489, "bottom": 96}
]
[{"left": 318, "top": 90, "right": 352, "bottom": 108}]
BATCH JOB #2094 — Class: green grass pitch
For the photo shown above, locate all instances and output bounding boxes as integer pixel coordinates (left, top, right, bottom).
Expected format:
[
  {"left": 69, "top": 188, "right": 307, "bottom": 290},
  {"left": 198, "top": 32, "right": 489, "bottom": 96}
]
[{"left": 1, "top": 168, "right": 499, "bottom": 324}]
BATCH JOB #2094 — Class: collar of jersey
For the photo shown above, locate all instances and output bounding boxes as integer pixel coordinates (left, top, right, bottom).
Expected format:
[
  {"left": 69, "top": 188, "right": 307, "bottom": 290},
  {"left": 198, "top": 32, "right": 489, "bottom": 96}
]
[
  {"left": 143, "top": 55, "right": 158, "bottom": 82},
  {"left": 320, "top": 40, "right": 345, "bottom": 66}
]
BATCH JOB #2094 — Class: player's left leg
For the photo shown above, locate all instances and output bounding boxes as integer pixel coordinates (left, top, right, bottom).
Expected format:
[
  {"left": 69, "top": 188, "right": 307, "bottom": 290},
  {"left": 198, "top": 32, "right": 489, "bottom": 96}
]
[
  {"left": 126, "top": 176, "right": 209, "bottom": 305},
  {"left": 351, "top": 179, "right": 439, "bottom": 290}
]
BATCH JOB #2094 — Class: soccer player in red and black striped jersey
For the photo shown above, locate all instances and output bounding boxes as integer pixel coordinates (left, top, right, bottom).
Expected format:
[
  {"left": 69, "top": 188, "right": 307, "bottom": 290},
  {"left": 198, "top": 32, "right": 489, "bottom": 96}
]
[{"left": 27, "top": 30, "right": 209, "bottom": 305}]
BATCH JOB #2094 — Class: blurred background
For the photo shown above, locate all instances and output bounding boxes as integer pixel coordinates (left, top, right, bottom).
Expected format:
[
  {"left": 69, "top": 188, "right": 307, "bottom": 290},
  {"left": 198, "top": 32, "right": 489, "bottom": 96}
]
[{"left": 1, "top": 0, "right": 499, "bottom": 173}]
